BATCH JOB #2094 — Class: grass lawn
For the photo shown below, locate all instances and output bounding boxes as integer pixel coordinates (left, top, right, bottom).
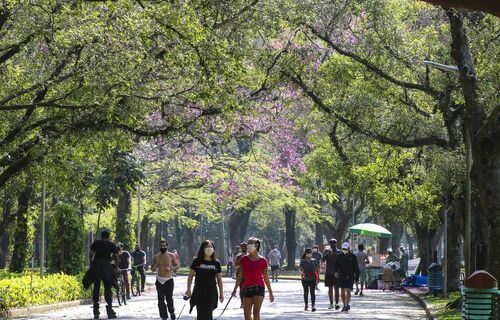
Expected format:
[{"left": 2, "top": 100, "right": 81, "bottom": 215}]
[{"left": 420, "top": 291, "right": 461, "bottom": 320}]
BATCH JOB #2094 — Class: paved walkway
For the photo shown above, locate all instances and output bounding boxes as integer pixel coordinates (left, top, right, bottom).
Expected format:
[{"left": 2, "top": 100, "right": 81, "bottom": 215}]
[{"left": 18, "top": 276, "right": 427, "bottom": 319}]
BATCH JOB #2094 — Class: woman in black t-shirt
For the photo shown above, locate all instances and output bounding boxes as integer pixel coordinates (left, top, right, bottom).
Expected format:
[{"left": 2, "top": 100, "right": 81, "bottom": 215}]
[{"left": 185, "top": 240, "right": 224, "bottom": 320}]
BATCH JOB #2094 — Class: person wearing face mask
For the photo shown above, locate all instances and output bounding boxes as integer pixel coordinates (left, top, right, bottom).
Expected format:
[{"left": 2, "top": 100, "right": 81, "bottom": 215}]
[
  {"left": 299, "top": 248, "right": 319, "bottom": 312},
  {"left": 130, "top": 244, "right": 147, "bottom": 292},
  {"left": 311, "top": 245, "right": 322, "bottom": 290},
  {"left": 185, "top": 240, "right": 224, "bottom": 320},
  {"left": 333, "top": 242, "right": 359, "bottom": 313},
  {"left": 232, "top": 237, "right": 274, "bottom": 320},
  {"left": 267, "top": 245, "right": 281, "bottom": 282},
  {"left": 233, "top": 243, "right": 248, "bottom": 308},
  {"left": 322, "top": 239, "right": 341, "bottom": 310},
  {"left": 151, "top": 240, "right": 180, "bottom": 320}
]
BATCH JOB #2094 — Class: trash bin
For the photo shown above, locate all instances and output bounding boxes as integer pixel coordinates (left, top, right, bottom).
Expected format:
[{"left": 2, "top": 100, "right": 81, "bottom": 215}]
[
  {"left": 427, "top": 262, "right": 443, "bottom": 295},
  {"left": 461, "top": 270, "right": 499, "bottom": 320}
]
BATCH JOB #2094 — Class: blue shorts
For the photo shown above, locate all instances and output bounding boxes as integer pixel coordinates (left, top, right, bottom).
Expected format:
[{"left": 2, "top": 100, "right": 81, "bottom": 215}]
[{"left": 338, "top": 278, "right": 354, "bottom": 290}]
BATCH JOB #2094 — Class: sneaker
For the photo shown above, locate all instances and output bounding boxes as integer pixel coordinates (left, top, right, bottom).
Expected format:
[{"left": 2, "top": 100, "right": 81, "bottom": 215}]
[
  {"left": 170, "top": 312, "right": 176, "bottom": 319},
  {"left": 360, "top": 292, "right": 364, "bottom": 296},
  {"left": 304, "top": 305, "right": 308, "bottom": 311},
  {"left": 341, "top": 306, "right": 347, "bottom": 312},
  {"left": 345, "top": 305, "right": 350, "bottom": 312},
  {"left": 355, "top": 289, "right": 359, "bottom": 295},
  {"left": 141, "top": 289, "right": 145, "bottom": 292},
  {"left": 312, "top": 306, "right": 316, "bottom": 312},
  {"left": 328, "top": 304, "right": 334, "bottom": 309},
  {"left": 335, "top": 304, "right": 340, "bottom": 310}
]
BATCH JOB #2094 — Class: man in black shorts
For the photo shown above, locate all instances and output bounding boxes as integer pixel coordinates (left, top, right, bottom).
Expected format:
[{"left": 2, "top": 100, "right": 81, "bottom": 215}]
[
  {"left": 334, "top": 242, "right": 359, "bottom": 312},
  {"left": 322, "top": 238, "right": 341, "bottom": 310}
]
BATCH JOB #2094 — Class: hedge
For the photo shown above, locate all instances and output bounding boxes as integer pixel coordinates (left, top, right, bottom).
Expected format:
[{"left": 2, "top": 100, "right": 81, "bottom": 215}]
[{"left": 0, "top": 272, "right": 86, "bottom": 310}]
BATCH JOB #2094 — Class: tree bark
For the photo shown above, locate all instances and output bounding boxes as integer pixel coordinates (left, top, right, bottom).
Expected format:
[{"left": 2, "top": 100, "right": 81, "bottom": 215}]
[
  {"left": 388, "top": 222, "right": 404, "bottom": 251},
  {"left": 9, "top": 187, "right": 31, "bottom": 273},
  {"left": 228, "top": 204, "right": 255, "bottom": 248},
  {"left": 447, "top": 201, "right": 463, "bottom": 291},
  {"left": 115, "top": 190, "right": 134, "bottom": 250},
  {"left": 0, "top": 197, "right": 13, "bottom": 269},
  {"left": 140, "top": 215, "right": 149, "bottom": 252},
  {"left": 414, "top": 223, "right": 438, "bottom": 276},
  {"left": 284, "top": 206, "right": 297, "bottom": 270},
  {"left": 447, "top": 8, "right": 500, "bottom": 279}
]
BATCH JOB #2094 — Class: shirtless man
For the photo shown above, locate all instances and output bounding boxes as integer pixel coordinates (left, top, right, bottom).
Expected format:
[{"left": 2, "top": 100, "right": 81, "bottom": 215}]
[{"left": 151, "top": 239, "right": 180, "bottom": 320}]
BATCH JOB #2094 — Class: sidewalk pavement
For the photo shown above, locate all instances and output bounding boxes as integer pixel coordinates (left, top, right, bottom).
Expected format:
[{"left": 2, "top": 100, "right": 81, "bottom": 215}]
[{"left": 17, "top": 276, "right": 427, "bottom": 319}]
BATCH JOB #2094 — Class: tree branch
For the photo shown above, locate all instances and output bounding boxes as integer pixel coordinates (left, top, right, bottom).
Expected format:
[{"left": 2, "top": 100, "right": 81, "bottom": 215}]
[
  {"left": 287, "top": 72, "right": 450, "bottom": 149},
  {"left": 307, "top": 25, "right": 441, "bottom": 99}
]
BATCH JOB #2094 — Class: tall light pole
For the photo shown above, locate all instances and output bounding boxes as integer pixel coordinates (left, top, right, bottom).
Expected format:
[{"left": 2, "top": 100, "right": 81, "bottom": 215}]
[
  {"left": 40, "top": 178, "right": 46, "bottom": 277},
  {"left": 137, "top": 185, "right": 141, "bottom": 247}
]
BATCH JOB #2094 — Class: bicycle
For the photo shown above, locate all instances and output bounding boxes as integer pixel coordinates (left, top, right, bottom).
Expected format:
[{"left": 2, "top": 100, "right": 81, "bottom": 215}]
[
  {"left": 130, "top": 264, "right": 144, "bottom": 297},
  {"left": 115, "top": 269, "right": 128, "bottom": 306}
]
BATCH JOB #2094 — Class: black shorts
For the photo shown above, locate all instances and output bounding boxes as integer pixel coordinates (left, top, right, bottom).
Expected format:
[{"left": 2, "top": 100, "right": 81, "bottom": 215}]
[
  {"left": 243, "top": 285, "right": 265, "bottom": 297},
  {"left": 271, "top": 265, "right": 280, "bottom": 271},
  {"left": 338, "top": 278, "right": 354, "bottom": 290},
  {"left": 324, "top": 274, "right": 338, "bottom": 287}
]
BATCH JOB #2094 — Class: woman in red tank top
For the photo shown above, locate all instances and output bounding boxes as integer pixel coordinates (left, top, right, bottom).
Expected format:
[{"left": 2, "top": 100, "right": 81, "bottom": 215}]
[{"left": 232, "top": 237, "right": 274, "bottom": 320}]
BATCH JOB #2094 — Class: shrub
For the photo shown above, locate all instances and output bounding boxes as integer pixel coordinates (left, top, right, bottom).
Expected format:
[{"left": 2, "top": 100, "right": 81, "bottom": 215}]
[
  {"left": 47, "top": 203, "right": 85, "bottom": 275},
  {"left": 0, "top": 273, "right": 81, "bottom": 310}
]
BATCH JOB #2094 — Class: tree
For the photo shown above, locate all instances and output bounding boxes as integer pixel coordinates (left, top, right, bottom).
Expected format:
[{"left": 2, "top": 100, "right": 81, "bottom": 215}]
[{"left": 47, "top": 203, "right": 84, "bottom": 275}]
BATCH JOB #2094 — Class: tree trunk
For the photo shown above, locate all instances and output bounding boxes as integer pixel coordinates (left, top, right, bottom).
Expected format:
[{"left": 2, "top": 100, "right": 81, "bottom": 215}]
[
  {"left": 447, "top": 203, "right": 463, "bottom": 291},
  {"left": 315, "top": 223, "right": 323, "bottom": 247},
  {"left": 228, "top": 204, "right": 255, "bottom": 248},
  {"left": 388, "top": 222, "right": 404, "bottom": 251},
  {"left": 9, "top": 187, "right": 31, "bottom": 273},
  {"left": 414, "top": 223, "right": 437, "bottom": 276},
  {"left": 175, "top": 217, "right": 183, "bottom": 265},
  {"left": 216, "top": 219, "right": 226, "bottom": 264},
  {"left": 116, "top": 190, "right": 134, "bottom": 250},
  {"left": 284, "top": 206, "right": 297, "bottom": 270},
  {"left": 140, "top": 215, "right": 149, "bottom": 252},
  {"left": 406, "top": 232, "right": 414, "bottom": 259},
  {"left": 0, "top": 197, "right": 13, "bottom": 269},
  {"left": 447, "top": 8, "right": 500, "bottom": 279}
]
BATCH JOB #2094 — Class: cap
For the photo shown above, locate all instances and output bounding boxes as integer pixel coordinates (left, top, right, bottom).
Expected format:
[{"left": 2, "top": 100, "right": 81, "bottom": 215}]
[
  {"left": 387, "top": 248, "right": 393, "bottom": 253},
  {"left": 329, "top": 238, "right": 337, "bottom": 244},
  {"left": 341, "top": 242, "right": 350, "bottom": 249}
]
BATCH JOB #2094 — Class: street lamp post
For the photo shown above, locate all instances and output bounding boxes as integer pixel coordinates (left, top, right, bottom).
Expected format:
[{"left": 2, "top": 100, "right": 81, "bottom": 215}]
[{"left": 137, "top": 185, "right": 141, "bottom": 247}]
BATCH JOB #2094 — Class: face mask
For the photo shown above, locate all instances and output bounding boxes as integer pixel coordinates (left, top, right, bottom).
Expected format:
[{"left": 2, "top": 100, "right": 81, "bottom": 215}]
[
  {"left": 160, "top": 247, "right": 167, "bottom": 253},
  {"left": 342, "top": 249, "right": 348, "bottom": 254},
  {"left": 204, "top": 247, "right": 214, "bottom": 256},
  {"left": 306, "top": 253, "right": 312, "bottom": 258},
  {"left": 313, "top": 249, "right": 318, "bottom": 252},
  {"left": 247, "top": 244, "right": 256, "bottom": 253}
]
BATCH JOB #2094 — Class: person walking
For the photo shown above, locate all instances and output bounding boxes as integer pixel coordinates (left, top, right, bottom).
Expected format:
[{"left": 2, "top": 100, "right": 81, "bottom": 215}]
[
  {"left": 226, "top": 249, "right": 235, "bottom": 278},
  {"left": 334, "top": 242, "right": 360, "bottom": 312},
  {"left": 151, "top": 240, "right": 180, "bottom": 320},
  {"left": 232, "top": 237, "right": 274, "bottom": 320},
  {"left": 322, "top": 238, "right": 341, "bottom": 310},
  {"left": 354, "top": 244, "right": 370, "bottom": 296},
  {"left": 311, "top": 245, "right": 322, "bottom": 290},
  {"left": 185, "top": 240, "right": 224, "bottom": 320},
  {"left": 117, "top": 242, "right": 132, "bottom": 300},
  {"left": 85, "top": 229, "right": 118, "bottom": 319},
  {"left": 233, "top": 242, "right": 247, "bottom": 307},
  {"left": 131, "top": 244, "right": 147, "bottom": 292},
  {"left": 299, "top": 248, "right": 319, "bottom": 312},
  {"left": 267, "top": 245, "right": 281, "bottom": 282}
]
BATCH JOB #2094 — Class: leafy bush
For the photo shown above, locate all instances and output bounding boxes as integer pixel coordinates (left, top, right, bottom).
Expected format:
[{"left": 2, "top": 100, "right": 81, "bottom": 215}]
[
  {"left": 48, "top": 203, "right": 85, "bottom": 275},
  {"left": 0, "top": 273, "right": 81, "bottom": 310}
]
